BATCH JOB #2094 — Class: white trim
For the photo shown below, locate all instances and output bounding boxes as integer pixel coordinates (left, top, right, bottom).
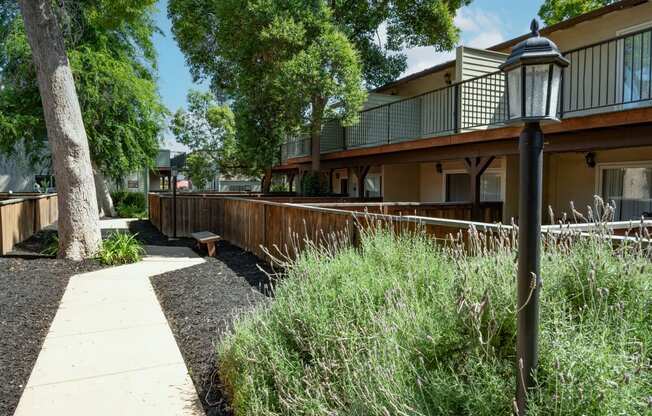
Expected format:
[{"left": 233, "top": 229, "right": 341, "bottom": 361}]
[
  {"left": 595, "top": 160, "right": 652, "bottom": 197},
  {"left": 616, "top": 20, "right": 652, "bottom": 36}
]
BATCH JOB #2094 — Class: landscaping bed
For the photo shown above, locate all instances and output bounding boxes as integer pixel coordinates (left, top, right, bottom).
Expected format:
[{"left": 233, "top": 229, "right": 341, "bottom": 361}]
[
  {"left": 0, "top": 258, "right": 104, "bottom": 415},
  {"left": 137, "top": 220, "right": 271, "bottom": 415},
  {"left": 217, "top": 228, "right": 652, "bottom": 415}
]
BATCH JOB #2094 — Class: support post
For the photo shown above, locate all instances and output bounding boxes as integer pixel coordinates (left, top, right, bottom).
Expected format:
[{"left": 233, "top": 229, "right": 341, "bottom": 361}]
[
  {"left": 287, "top": 172, "right": 296, "bottom": 193},
  {"left": 329, "top": 169, "right": 334, "bottom": 194},
  {"left": 172, "top": 174, "right": 177, "bottom": 239},
  {"left": 516, "top": 122, "right": 543, "bottom": 415},
  {"left": 354, "top": 166, "right": 371, "bottom": 200},
  {"left": 464, "top": 156, "right": 495, "bottom": 221}
]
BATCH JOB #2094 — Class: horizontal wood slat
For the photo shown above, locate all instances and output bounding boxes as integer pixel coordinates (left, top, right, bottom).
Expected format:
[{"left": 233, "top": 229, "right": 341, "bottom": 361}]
[
  {"left": 148, "top": 193, "right": 501, "bottom": 261},
  {"left": 0, "top": 194, "right": 58, "bottom": 255}
]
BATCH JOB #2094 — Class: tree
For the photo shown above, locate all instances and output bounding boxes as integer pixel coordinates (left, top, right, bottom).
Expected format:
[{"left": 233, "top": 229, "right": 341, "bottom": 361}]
[
  {"left": 0, "top": 0, "right": 166, "bottom": 215},
  {"left": 17, "top": 0, "right": 101, "bottom": 259},
  {"left": 170, "top": 90, "right": 244, "bottom": 176},
  {"left": 185, "top": 151, "right": 216, "bottom": 190},
  {"left": 168, "top": 0, "right": 469, "bottom": 179},
  {"left": 539, "top": 0, "right": 614, "bottom": 26}
]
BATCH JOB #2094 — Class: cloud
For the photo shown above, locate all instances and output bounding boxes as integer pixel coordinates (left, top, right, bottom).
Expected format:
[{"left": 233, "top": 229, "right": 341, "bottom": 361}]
[{"left": 401, "top": 6, "right": 506, "bottom": 77}]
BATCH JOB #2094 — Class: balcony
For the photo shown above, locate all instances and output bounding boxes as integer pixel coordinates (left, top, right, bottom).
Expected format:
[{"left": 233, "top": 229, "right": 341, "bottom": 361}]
[{"left": 280, "top": 27, "right": 652, "bottom": 164}]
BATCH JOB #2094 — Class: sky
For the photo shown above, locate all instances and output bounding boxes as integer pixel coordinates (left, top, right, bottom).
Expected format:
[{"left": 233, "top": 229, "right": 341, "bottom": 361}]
[{"left": 153, "top": 0, "right": 543, "bottom": 150}]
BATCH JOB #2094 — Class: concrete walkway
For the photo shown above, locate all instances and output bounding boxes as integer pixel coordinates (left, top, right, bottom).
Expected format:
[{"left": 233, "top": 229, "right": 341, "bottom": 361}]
[{"left": 13, "top": 243, "right": 206, "bottom": 415}]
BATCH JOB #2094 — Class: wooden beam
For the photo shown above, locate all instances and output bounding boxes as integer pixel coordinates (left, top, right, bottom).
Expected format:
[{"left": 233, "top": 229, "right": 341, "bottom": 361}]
[{"left": 353, "top": 165, "right": 371, "bottom": 199}]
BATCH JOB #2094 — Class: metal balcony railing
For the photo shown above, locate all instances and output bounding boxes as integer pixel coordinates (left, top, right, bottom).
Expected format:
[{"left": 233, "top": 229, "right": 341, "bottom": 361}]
[{"left": 280, "top": 27, "right": 652, "bottom": 163}]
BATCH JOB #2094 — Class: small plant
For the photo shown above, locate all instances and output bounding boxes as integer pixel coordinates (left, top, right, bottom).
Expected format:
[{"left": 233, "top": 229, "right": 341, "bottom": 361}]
[
  {"left": 300, "top": 172, "right": 327, "bottom": 196},
  {"left": 96, "top": 231, "right": 145, "bottom": 265},
  {"left": 41, "top": 234, "right": 59, "bottom": 257},
  {"left": 111, "top": 191, "right": 147, "bottom": 218}
]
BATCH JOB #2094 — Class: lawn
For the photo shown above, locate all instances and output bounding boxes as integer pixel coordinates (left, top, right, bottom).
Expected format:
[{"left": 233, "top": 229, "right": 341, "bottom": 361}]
[{"left": 217, "top": 226, "right": 651, "bottom": 415}]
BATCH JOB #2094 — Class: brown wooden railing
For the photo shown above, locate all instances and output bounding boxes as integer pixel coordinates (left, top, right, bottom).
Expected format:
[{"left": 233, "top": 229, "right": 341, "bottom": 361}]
[
  {"left": 148, "top": 193, "right": 503, "bottom": 260},
  {"left": 304, "top": 201, "right": 503, "bottom": 223},
  {"left": 0, "top": 193, "right": 58, "bottom": 255}
]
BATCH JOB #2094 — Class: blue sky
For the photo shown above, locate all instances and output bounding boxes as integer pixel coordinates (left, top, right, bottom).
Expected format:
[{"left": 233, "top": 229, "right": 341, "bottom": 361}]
[{"left": 153, "top": 0, "right": 543, "bottom": 150}]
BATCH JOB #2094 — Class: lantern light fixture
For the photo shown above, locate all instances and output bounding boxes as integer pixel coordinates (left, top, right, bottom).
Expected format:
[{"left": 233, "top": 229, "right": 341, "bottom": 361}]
[{"left": 500, "top": 19, "right": 570, "bottom": 124}]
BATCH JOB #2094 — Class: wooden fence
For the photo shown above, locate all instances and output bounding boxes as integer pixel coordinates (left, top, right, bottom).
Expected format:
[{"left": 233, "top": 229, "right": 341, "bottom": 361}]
[
  {"left": 0, "top": 193, "right": 58, "bottom": 255},
  {"left": 303, "top": 201, "right": 503, "bottom": 223},
  {"left": 148, "top": 193, "right": 502, "bottom": 259}
]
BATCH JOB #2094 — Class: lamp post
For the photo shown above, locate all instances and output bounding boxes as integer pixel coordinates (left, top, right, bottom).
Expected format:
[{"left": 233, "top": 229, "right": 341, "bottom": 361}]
[
  {"left": 171, "top": 167, "right": 178, "bottom": 239},
  {"left": 499, "top": 19, "right": 569, "bottom": 415}
]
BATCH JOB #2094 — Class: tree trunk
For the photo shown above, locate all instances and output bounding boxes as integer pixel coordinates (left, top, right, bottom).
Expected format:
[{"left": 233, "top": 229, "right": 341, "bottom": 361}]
[
  {"left": 92, "top": 162, "right": 116, "bottom": 217},
  {"left": 19, "top": 0, "right": 101, "bottom": 260},
  {"left": 310, "top": 97, "right": 325, "bottom": 173},
  {"left": 262, "top": 169, "right": 272, "bottom": 193}
]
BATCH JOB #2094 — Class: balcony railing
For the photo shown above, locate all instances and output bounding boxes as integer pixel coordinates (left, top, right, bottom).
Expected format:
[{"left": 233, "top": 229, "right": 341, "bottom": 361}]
[{"left": 280, "top": 27, "right": 652, "bottom": 164}]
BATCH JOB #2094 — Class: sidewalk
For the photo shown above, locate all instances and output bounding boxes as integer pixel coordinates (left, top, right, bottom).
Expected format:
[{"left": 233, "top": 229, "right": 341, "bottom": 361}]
[{"left": 13, "top": 245, "right": 205, "bottom": 416}]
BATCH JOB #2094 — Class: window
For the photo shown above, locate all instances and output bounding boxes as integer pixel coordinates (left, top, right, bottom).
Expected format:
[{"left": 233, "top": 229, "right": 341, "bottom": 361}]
[
  {"left": 599, "top": 163, "right": 652, "bottom": 220},
  {"left": 365, "top": 174, "right": 382, "bottom": 198},
  {"left": 618, "top": 22, "right": 652, "bottom": 106},
  {"left": 444, "top": 170, "right": 504, "bottom": 202},
  {"left": 446, "top": 173, "right": 470, "bottom": 202}
]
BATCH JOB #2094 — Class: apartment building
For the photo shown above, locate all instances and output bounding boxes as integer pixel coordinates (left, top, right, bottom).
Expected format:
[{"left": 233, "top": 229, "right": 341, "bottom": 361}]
[{"left": 275, "top": 0, "right": 652, "bottom": 223}]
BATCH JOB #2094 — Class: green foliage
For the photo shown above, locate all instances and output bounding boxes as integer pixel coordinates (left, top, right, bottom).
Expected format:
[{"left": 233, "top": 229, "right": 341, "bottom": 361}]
[
  {"left": 96, "top": 231, "right": 145, "bottom": 265},
  {"left": 170, "top": 91, "right": 245, "bottom": 176},
  {"left": 111, "top": 191, "right": 147, "bottom": 219},
  {"left": 185, "top": 151, "right": 216, "bottom": 190},
  {"left": 168, "top": 0, "right": 470, "bottom": 175},
  {"left": 270, "top": 182, "right": 289, "bottom": 193},
  {"left": 538, "top": 0, "right": 614, "bottom": 26},
  {"left": 300, "top": 172, "right": 326, "bottom": 196},
  {"left": 0, "top": 0, "right": 166, "bottom": 180},
  {"left": 170, "top": 0, "right": 469, "bottom": 90},
  {"left": 219, "top": 228, "right": 652, "bottom": 415},
  {"left": 41, "top": 234, "right": 60, "bottom": 257}
]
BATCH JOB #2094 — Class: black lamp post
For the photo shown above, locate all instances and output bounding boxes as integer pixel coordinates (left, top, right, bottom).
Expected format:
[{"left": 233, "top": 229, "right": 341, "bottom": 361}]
[
  {"left": 171, "top": 167, "right": 178, "bottom": 239},
  {"left": 499, "top": 19, "right": 569, "bottom": 415}
]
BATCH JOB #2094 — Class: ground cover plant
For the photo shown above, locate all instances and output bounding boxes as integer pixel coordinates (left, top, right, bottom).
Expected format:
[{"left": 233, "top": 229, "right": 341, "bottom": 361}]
[
  {"left": 96, "top": 231, "right": 145, "bottom": 265},
  {"left": 111, "top": 191, "right": 147, "bottom": 219},
  {"left": 218, "top": 215, "right": 652, "bottom": 415}
]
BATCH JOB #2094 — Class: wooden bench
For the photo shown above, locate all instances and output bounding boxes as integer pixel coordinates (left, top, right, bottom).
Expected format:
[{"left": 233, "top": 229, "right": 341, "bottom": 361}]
[{"left": 191, "top": 231, "right": 221, "bottom": 257}]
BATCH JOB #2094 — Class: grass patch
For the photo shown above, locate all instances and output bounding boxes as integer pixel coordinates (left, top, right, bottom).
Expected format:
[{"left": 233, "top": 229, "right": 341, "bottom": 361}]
[
  {"left": 96, "top": 231, "right": 145, "bottom": 265},
  {"left": 218, "top": 226, "right": 651, "bottom": 415}
]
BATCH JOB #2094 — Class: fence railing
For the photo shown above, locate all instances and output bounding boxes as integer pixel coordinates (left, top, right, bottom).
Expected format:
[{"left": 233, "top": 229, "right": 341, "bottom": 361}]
[
  {"left": 280, "top": 28, "right": 652, "bottom": 163},
  {"left": 148, "top": 193, "right": 504, "bottom": 260},
  {"left": 0, "top": 193, "right": 58, "bottom": 255}
]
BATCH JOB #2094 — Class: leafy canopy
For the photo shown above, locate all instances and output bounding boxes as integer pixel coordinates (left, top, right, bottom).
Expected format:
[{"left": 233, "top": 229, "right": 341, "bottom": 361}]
[
  {"left": 170, "top": 0, "right": 470, "bottom": 90},
  {"left": 168, "top": 0, "right": 469, "bottom": 175},
  {"left": 538, "top": 0, "right": 615, "bottom": 26},
  {"left": 0, "top": 0, "right": 166, "bottom": 180},
  {"left": 185, "top": 151, "right": 216, "bottom": 190},
  {"left": 170, "top": 90, "right": 244, "bottom": 175}
]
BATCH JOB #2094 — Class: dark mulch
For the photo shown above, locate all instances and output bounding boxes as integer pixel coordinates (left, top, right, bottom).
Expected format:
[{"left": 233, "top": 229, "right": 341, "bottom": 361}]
[
  {"left": 12, "top": 229, "right": 58, "bottom": 257},
  {"left": 0, "top": 258, "right": 104, "bottom": 416},
  {"left": 140, "top": 220, "right": 272, "bottom": 416}
]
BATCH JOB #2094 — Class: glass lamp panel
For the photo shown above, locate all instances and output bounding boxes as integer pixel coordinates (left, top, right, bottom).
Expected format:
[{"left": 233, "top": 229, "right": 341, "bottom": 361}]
[
  {"left": 525, "top": 64, "right": 550, "bottom": 118},
  {"left": 547, "top": 65, "right": 562, "bottom": 118},
  {"left": 507, "top": 68, "right": 522, "bottom": 120}
]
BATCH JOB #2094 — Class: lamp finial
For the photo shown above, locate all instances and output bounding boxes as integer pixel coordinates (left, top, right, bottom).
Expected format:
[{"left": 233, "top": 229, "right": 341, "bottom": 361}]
[{"left": 530, "top": 19, "right": 540, "bottom": 37}]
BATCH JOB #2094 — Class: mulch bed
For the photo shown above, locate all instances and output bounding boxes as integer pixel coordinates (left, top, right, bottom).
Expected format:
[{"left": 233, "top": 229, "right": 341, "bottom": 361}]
[
  {"left": 0, "top": 258, "right": 104, "bottom": 416},
  {"left": 135, "top": 220, "right": 272, "bottom": 416}
]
